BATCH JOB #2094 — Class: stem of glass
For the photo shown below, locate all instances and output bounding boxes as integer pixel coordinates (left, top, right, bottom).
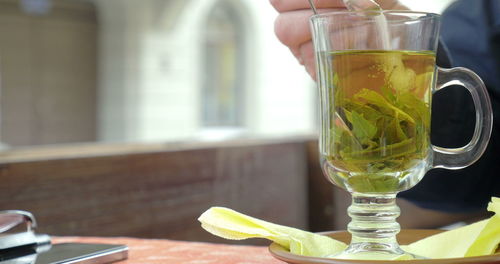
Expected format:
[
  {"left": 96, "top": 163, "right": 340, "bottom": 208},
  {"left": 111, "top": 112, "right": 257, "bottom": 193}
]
[{"left": 344, "top": 193, "right": 405, "bottom": 256}]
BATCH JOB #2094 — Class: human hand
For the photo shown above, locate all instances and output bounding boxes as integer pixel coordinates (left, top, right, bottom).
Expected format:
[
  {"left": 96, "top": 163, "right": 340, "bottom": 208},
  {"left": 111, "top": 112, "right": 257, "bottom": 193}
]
[{"left": 270, "top": 0, "right": 408, "bottom": 80}]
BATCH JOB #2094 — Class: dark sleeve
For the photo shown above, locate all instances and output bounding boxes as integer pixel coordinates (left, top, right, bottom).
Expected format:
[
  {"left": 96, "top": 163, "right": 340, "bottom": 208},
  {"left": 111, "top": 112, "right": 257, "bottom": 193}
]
[
  {"left": 399, "top": 1, "right": 500, "bottom": 213},
  {"left": 436, "top": 40, "right": 452, "bottom": 68}
]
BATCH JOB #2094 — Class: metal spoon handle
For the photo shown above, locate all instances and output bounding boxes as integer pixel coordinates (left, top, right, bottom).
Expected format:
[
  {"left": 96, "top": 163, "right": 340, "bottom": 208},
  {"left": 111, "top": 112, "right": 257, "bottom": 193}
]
[{"left": 307, "top": 0, "right": 318, "bottom": 14}]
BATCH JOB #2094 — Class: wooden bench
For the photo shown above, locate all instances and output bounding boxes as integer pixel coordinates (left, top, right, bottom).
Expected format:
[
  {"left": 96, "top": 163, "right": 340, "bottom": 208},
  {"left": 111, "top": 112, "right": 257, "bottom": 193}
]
[{"left": 0, "top": 137, "right": 484, "bottom": 242}]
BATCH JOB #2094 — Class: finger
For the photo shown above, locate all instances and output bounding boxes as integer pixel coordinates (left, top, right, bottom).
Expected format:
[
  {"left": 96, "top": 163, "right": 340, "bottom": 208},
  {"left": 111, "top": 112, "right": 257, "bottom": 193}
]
[
  {"left": 270, "top": 0, "right": 344, "bottom": 12},
  {"left": 299, "top": 41, "right": 317, "bottom": 80},
  {"left": 274, "top": 10, "right": 313, "bottom": 49},
  {"left": 270, "top": 0, "right": 407, "bottom": 12},
  {"left": 274, "top": 8, "right": 340, "bottom": 49},
  {"left": 377, "top": 0, "right": 407, "bottom": 9},
  {"left": 341, "top": 0, "right": 404, "bottom": 10},
  {"left": 289, "top": 47, "right": 304, "bottom": 65}
]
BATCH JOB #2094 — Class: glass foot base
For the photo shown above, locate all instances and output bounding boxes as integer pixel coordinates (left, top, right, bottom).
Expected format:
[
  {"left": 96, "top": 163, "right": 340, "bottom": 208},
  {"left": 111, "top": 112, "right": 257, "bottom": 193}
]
[{"left": 328, "top": 243, "right": 424, "bottom": 260}]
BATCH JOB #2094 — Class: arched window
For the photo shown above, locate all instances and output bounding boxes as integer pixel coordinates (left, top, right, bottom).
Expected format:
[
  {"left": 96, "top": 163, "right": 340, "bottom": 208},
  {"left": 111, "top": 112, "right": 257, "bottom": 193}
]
[{"left": 201, "top": 0, "right": 246, "bottom": 128}]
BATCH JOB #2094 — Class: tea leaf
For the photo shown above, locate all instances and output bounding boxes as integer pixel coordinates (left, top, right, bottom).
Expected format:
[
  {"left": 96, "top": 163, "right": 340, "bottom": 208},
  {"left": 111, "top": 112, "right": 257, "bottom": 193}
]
[
  {"left": 354, "top": 88, "right": 415, "bottom": 124},
  {"left": 385, "top": 117, "right": 408, "bottom": 144},
  {"left": 343, "top": 138, "right": 416, "bottom": 161},
  {"left": 381, "top": 85, "right": 396, "bottom": 104},
  {"left": 347, "top": 110, "right": 377, "bottom": 144},
  {"left": 344, "top": 99, "right": 384, "bottom": 122},
  {"left": 397, "top": 92, "right": 430, "bottom": 126}
]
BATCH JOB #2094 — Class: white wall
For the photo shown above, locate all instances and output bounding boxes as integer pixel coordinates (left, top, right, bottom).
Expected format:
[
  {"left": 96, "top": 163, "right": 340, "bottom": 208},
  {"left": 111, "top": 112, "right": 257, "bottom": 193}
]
[
  {"left": 238, "top": 0, "right": 316, "bottom": 137},
  {"left": 96, "top": 0, "right": 316, "bottom": 143}
]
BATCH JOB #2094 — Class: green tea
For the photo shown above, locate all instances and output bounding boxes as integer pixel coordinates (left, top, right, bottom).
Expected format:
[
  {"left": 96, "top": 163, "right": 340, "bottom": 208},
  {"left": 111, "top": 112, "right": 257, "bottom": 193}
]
[{"left": 318, "top": 50, "right": 435, "bottom": 193}]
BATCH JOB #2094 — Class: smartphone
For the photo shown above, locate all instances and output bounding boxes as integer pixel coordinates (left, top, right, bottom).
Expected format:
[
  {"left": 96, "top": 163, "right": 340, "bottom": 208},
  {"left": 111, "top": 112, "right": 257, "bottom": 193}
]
[{"left": 0, "top": 243, "right": 128, "bottom": 264}]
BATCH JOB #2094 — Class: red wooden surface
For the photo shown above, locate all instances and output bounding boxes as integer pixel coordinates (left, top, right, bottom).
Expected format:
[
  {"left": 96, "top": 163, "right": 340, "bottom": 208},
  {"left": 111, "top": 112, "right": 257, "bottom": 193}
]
[{"left": 54, "top": 236, "right": 284, "bottom": 264}]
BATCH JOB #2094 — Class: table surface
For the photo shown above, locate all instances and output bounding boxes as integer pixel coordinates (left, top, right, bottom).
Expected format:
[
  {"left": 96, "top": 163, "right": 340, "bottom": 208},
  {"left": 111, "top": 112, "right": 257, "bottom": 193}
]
[{"left": 53, "top": 237, "right": 283, "bottom": 264}]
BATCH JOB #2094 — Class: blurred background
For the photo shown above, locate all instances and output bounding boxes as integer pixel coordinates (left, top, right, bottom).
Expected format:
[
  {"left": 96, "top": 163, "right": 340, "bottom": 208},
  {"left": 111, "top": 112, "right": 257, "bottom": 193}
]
[
  {"left": 1, "top": 0, "right": 482, "bottom": 242},
  {"left": 0, "top": 0, "right": 456, "bottom": 149}
]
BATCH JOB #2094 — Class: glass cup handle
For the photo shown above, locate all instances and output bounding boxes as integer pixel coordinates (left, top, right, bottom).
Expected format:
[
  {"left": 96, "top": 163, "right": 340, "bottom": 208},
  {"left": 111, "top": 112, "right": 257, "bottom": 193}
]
[{"left": 432, "top": 67, "right": 493, "bottom": 169}]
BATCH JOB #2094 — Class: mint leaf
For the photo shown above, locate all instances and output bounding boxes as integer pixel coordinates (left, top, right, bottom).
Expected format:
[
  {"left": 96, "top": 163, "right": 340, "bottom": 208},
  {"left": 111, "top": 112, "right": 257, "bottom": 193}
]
[
  {"left": 349, "top": 110, "right": 377, "bottom": 143},
  {"left": 397, "top": 92, "right": 430, "bottom": 126},
  {"left": 381, "top": 85, "right": 396, "bottom": 104},
  {"left": 344, "top": 99, "right": 384, "bottom": 123},
  {"left": 354, "top": 88, "right": 415, "bottom": 124}
]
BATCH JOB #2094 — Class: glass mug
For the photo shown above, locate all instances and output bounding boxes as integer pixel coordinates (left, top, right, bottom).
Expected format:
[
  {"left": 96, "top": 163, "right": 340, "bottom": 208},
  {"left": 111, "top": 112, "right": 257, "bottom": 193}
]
[{"left": 311, "top": 11, "right": 493, "bottom": 259}]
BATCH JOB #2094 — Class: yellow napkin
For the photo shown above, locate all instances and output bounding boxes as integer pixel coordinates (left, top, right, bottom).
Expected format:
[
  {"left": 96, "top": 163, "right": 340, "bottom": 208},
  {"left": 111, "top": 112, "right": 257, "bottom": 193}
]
[
  {"left": 198, "top": 197, "right": 500, "bottom": 259},
  {"left": 403, "top": 197, "right": 500, "bottom": 258},
  {"left": 198, "top": 206, "right": 346, "bottom": 256}
]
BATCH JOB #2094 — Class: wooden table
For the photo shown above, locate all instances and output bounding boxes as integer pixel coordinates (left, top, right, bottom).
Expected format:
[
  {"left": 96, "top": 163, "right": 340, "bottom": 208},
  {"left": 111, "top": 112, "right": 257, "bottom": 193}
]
[{"left": 54, "top": 237, "right": 284, "bottom": 264}]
